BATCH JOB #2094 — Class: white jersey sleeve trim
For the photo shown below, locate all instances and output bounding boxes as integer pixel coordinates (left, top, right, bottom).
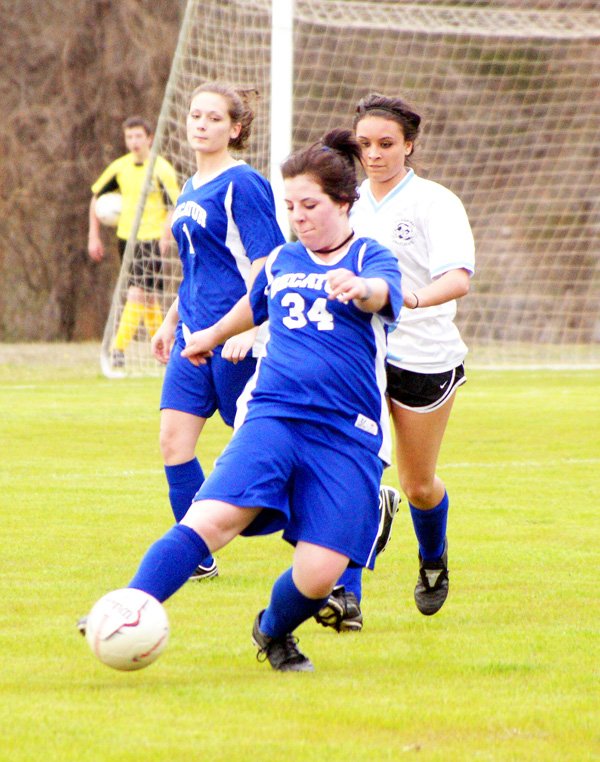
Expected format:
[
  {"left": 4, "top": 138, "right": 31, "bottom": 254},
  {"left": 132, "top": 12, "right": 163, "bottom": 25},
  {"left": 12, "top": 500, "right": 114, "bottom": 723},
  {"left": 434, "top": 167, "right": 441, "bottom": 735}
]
[
  {"left": 356, "top": 242, "right": 367, "bottom": 272},
  {"left": 224, "top": 182, "right": 252, "bottom": 285},
  {"left": 264, "top": 245, "right": 285, "bottom": 283},
  {"left": 431, "top": 262, "right": 475, "bottom": 278}
]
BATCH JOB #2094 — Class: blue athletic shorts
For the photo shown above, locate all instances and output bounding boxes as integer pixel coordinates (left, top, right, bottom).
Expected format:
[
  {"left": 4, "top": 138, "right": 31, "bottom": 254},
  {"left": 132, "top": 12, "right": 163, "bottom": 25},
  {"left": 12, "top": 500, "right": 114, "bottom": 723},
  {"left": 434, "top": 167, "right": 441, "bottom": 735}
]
[
  {"left": 195, "top": 417, "right": 385, "bottom": 569},
  {"left": 160, "top": 334, "right": 257, "bottom": 426}
]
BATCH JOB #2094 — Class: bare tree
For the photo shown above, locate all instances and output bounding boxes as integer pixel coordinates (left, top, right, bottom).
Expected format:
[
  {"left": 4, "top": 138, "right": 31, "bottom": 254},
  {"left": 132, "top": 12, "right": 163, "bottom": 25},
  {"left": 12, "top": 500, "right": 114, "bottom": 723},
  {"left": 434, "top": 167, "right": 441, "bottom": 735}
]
[{"left": 0, "top": 0, "right": 180, "bottom": 340}]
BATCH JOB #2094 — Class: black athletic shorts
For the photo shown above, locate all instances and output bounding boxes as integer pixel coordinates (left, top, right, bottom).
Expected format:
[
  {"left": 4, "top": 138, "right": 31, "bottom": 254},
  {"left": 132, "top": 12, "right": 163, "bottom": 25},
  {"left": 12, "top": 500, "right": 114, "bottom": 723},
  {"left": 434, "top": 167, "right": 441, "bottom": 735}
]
[
  {"left": 386, "top": 363, "right": 466, "bottom": 412},
  {"left": 118, "top": 238, "right": 164, "bottom": 293}
]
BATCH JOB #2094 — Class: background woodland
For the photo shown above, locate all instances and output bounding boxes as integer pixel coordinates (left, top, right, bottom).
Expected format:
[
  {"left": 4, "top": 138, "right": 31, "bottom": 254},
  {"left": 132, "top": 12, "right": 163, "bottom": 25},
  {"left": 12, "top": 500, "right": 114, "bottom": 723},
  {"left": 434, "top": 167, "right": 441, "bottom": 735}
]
[{"left": 0, "top": 0, "right": 181, "bottom": 340}]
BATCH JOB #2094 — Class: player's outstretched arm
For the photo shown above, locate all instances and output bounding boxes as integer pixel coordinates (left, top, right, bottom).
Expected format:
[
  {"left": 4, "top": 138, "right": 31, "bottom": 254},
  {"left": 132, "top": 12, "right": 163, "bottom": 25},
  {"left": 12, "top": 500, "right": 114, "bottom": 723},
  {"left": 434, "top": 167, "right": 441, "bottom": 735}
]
[
  {"left": 220, "top": 255, "right": 266, "bottom": 364},
  {"left": 404, "top": 267, "right": 470, "bottom": 309},
  {"left": 181, "top": 295, "right": 256, "bottom": 366}
]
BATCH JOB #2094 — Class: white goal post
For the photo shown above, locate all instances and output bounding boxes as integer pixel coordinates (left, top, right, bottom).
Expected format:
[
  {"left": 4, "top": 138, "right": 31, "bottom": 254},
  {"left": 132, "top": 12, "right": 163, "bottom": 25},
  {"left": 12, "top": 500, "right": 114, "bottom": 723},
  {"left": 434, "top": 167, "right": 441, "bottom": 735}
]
[{"left": 101, "top": 0, "right": 600, "bottom": 377}]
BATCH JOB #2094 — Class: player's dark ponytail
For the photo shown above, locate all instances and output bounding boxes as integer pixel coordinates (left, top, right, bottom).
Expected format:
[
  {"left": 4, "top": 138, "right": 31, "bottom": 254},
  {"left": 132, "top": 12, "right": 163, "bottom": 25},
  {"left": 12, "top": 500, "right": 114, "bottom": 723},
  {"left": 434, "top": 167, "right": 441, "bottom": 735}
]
[
  {"left": 282, "top": 128, "right": 360, "bottom": 208},
  {"left": 321, "top": 128, "right": 362, "bottom": 168}
]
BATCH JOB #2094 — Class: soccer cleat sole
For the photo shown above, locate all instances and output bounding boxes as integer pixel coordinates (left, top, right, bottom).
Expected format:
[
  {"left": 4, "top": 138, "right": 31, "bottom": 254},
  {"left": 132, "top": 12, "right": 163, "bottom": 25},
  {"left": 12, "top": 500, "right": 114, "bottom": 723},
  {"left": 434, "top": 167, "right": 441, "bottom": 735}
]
[{"left": 314, "top": 587, "right": 363, "bottom": 632}]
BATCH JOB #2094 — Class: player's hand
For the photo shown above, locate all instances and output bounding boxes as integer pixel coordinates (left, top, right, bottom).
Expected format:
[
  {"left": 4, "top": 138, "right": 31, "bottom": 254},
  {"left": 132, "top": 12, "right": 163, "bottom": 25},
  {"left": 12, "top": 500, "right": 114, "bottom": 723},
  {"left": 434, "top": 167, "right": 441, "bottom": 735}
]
[
  {"left": 151, "top": 324, "right": 175, "bottom": 364},
  {"left": 88, "top": 238, "right": 104, "bottom": 263},
  {"left": 326, "top": 268, "right": 369, "bottom": 303},
  {"left": 180, "top": 329, "right": 216, "bottom": 366},
  {"left": 221, "top": 328, "right": 257, "bottom": 364}
]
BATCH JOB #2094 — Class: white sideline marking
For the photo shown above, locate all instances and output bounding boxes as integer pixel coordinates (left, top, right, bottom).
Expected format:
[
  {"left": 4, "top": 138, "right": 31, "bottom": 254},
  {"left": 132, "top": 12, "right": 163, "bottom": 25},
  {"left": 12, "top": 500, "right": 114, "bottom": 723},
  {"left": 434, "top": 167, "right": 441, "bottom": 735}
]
[{"left": 443, "top": 458, "right": 600, "bottom": 469}]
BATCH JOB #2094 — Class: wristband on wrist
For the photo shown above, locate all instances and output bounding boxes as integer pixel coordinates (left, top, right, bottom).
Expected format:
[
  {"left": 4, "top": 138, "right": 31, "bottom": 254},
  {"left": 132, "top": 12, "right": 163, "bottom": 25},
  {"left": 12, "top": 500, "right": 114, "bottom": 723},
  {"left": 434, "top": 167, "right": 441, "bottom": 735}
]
[{"left": 412, "top": 292, "right": 420, "bottom": 309}]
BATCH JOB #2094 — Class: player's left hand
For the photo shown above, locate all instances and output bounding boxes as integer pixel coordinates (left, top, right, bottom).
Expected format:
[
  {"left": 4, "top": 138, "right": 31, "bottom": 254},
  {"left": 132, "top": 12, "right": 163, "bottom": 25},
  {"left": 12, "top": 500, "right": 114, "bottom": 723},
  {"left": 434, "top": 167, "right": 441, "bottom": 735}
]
[
  {"left": 327, "top": 268, "right": 369, "bottom": 303},
  {"left": 222, "top": 328, "right": 257, "bottom": 364},
  {"left": 181, "top": 329, "right": 216, "bottom": 366}
]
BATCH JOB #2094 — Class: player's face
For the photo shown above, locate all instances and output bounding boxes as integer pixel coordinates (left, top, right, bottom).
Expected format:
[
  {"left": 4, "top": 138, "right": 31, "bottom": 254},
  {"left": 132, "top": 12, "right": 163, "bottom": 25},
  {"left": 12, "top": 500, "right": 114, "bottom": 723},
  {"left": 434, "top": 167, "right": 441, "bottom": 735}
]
[
  {"left": 187, "top": 91, "right": 241, "bottom": 154},
  {"left": 124, "top": 128, "right": 152, "bottom": 161},
  {"left": 284, "top": 174, "right": 350, "bottom": 252},
  {"left": 355, "top": 116, "right": 412, "bottom": 188}
]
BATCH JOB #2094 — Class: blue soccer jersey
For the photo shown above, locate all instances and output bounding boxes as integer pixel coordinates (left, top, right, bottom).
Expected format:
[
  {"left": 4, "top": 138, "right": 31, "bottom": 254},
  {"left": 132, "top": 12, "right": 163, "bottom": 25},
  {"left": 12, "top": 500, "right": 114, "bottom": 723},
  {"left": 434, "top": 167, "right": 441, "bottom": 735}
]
[
  {"left": 239, "top": 237, "right": 403, "bottom": 465},
  {"left": 171, "top": 162, "right": 285, "bottom": 334}
]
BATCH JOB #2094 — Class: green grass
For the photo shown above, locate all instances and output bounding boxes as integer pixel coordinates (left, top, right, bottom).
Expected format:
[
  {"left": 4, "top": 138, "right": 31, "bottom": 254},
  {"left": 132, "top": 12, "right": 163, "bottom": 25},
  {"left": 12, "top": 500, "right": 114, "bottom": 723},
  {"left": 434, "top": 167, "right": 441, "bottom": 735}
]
[{"left": 0, "top": 345, "right": 599, "bottom": 761}]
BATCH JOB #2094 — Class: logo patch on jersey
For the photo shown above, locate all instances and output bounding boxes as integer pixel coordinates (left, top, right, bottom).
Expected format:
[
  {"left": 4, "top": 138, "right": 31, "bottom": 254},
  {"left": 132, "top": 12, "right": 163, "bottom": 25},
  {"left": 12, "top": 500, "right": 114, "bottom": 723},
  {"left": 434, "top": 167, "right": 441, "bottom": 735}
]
[
  {"left": 393, "top": 219, "right": 415, "bottom": 244},
  {"left": 354, "top": 414, "right": 378, "bottom": 436}
]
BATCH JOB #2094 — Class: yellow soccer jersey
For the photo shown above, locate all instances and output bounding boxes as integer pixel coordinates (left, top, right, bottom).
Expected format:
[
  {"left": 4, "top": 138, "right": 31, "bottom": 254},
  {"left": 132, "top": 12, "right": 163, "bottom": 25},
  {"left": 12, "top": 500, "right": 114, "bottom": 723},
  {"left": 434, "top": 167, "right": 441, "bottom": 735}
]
[{"left": 91, "top": 153, "right": 180, "bottom": 241}]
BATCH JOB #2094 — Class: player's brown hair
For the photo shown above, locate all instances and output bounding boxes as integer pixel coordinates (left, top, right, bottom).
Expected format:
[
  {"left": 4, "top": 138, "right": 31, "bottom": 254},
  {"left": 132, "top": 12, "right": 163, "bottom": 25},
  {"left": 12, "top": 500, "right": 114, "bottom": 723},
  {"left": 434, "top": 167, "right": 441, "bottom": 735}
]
[
  {"left": 190, "top": 82, "right": 258, "bottom": 150},
  {"left": 354, "top": 93, "right": 421, "bottom": 159},
  {"left": 122, "top": 116, "right": 154, "bottom": 136}
]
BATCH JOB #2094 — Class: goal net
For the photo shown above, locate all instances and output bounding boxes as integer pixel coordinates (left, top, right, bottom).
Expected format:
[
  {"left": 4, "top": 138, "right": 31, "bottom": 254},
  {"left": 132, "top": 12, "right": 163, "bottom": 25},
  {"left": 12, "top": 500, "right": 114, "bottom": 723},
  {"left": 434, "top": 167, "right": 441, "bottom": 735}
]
[{"left": 101, "top": 0, "right": 600, "bottom": 376}]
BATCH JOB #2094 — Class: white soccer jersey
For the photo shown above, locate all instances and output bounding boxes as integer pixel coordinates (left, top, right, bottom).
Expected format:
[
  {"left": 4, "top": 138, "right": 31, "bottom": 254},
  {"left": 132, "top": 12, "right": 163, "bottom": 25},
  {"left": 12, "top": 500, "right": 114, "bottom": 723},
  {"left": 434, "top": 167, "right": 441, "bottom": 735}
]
[{"left": 351, "top": 169, "right": 475, "bottom": 373}]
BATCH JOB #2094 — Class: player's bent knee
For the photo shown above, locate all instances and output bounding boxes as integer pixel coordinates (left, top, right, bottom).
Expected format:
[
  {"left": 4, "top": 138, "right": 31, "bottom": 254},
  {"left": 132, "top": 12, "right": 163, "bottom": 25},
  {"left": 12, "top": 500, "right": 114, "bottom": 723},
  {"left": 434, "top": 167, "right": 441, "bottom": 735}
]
[
  {"left": 128, "top": 285, "right": 145, "bottom": 301},
  {"left": 293, "top": 544, "right": 350, "bottom": 598},
  {"left": 182, "top": 500, "right": 259, "bottom": 551},
  {"left": 294, "top": 571, "right": 341, "bottom": 600}
]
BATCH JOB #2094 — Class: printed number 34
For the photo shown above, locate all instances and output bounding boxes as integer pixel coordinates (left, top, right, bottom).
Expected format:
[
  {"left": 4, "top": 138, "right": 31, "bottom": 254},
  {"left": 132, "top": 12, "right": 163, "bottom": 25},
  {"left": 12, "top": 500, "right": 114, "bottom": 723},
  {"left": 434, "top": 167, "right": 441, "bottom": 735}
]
[{"left": 281, "top": 294, "right": 333, "bottom": 331}]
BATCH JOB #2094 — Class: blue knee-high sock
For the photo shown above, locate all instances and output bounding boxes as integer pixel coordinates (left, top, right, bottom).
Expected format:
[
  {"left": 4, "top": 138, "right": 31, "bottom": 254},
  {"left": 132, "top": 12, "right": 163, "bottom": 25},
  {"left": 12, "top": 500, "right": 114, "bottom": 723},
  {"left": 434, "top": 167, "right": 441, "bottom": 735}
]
[
  {"left": 409, "top": 491, "right": 449, "bottom": 563},
  {"left": 164, "top": 458, "right": 205, "bottom": 521},
  {"left": 164, "top": 459, "right": 214, "bottom": 566},
  {"left": 335, "top": 566, "right": 363, "bottom": 602},
  {"left": 259, "top": 568, "right": 329, "bottom": 639},
  {"left": 128, "top": 524, "right": 211, "bottom": 602}
]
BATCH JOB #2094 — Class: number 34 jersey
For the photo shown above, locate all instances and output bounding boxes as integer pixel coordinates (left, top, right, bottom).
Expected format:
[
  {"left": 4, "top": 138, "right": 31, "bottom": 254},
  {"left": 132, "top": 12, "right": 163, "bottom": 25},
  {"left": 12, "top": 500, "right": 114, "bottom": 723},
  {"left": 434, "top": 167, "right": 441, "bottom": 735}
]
[{"left": 241, "top": 237, "right": 403, "bottom": 465}]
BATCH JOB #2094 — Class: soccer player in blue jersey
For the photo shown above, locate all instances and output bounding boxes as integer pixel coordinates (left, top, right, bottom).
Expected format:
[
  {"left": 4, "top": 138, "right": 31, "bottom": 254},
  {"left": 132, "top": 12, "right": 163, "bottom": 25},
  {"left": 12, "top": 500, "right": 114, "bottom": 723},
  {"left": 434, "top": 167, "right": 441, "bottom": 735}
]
[
  {"left": 81, "top": 129, "right": 403, "bottom": 672},
  {"left": 150, "top": 83, "right": 285, "bottom": 581},
  {"left": 316, "top": 93, "right": 475, "bottom": 631}
]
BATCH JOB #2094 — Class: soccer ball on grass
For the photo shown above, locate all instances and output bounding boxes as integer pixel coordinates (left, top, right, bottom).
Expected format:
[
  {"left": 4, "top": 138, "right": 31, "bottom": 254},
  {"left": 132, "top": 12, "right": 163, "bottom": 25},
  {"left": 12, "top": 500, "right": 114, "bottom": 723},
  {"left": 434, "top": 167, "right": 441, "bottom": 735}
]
[
  {"left": 95, "top": 192, "right": 122, "bottom": 227},
  {"left": 84, "top": 588, "right": 169, "bottom": 671}
]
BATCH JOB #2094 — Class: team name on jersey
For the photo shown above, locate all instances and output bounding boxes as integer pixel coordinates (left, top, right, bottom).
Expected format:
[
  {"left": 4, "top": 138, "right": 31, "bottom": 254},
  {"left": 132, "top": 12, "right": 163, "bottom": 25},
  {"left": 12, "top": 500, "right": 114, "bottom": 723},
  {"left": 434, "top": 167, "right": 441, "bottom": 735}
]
[
  {"left": 172, "top": 200, "right": 207, "bottom": 227},
  {"left": 270, "top": 271, "right": 331, "bottom": 298}
]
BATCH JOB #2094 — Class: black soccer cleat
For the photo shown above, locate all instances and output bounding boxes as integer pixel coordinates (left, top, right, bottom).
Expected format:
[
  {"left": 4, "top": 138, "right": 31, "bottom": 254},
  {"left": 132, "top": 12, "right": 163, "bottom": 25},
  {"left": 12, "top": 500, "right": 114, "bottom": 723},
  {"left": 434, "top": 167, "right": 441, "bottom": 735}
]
[
  {"left": 252, "top": 610, "right": 314, "bottom": 672},
  {"left": 314, "top": 586, "right": 363, "bottom": 632},
  {"left": 375, "top": 485, "right": 401, "bottom": 555},
  {"left": 414, "top": 538, "right": 449, "bottom": 615},
  {"left": 188, "top": 559, "right": 219, "bottom": 581}
]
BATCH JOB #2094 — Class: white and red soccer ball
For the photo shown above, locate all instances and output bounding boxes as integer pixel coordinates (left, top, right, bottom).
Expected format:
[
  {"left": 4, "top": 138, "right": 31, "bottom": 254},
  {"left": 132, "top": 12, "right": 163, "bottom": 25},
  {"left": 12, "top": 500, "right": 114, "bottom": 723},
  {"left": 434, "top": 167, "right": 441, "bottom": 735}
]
[{"left": 84, "top": 588, "right": 169, "bottom": 671}]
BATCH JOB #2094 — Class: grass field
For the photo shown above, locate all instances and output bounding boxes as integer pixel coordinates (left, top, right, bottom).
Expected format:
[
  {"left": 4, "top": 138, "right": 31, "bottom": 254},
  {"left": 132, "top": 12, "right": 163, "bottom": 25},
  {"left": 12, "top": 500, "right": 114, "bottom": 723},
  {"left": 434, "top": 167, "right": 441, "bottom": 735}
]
[{"left": 0, "top": 344, "right": 599, "bottom": 762}]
